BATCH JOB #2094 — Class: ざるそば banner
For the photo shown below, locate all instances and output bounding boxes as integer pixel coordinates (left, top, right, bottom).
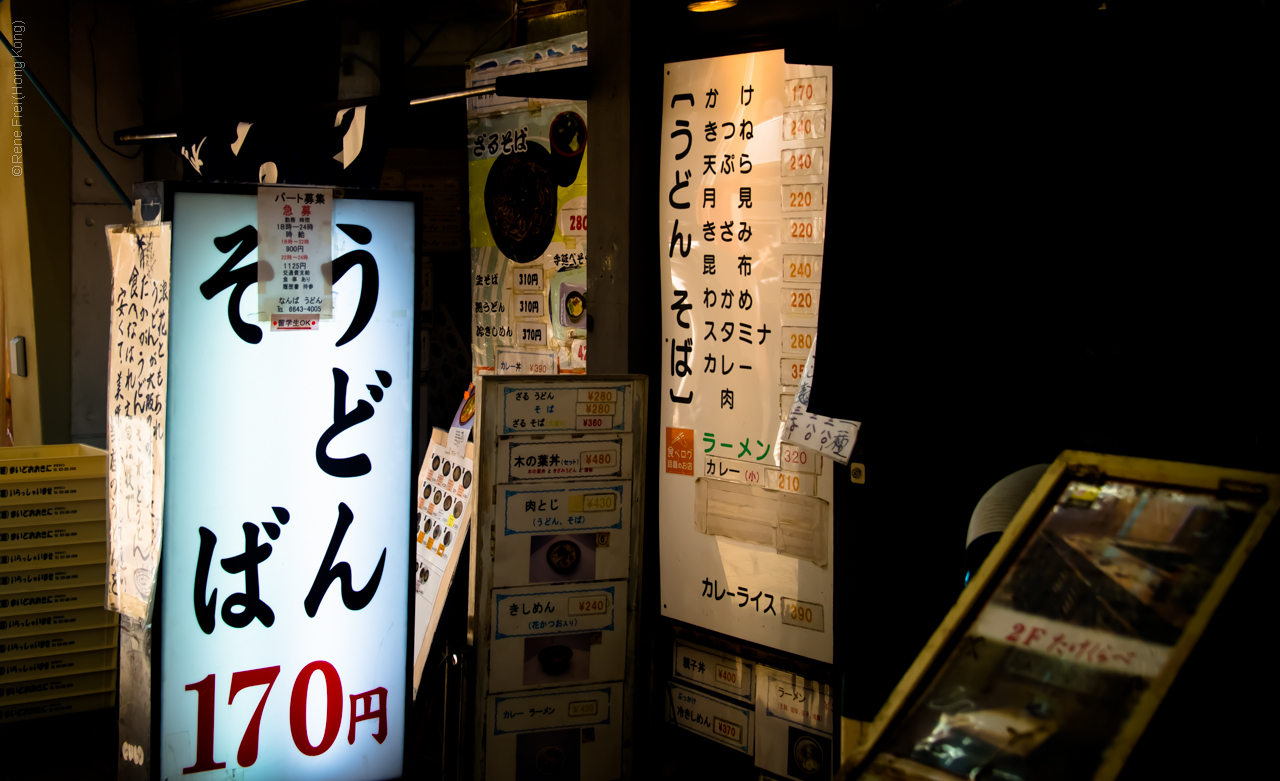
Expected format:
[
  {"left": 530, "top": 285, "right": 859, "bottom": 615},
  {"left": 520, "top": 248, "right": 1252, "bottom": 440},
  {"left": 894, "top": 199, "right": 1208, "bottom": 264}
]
[{"left": 159, "top": 186, "right": 417, "bottom": 780}]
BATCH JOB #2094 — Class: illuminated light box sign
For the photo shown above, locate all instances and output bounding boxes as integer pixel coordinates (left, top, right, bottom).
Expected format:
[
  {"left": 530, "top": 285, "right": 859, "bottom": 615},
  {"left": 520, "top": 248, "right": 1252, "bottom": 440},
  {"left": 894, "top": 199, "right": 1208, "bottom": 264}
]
[{"left": 158, "top": 185, "right": 418, "bottom": 781}]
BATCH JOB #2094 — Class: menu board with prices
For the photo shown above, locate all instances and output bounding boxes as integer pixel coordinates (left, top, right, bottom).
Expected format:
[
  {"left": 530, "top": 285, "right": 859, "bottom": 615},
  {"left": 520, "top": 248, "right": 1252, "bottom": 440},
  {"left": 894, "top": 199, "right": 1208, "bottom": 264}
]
[
  {"left": 659, "top": 50, "right": 837, "bottom": 663},
  {"left": 485, "top": 682, "right": 622, "bottom": 781},
  {"left": 466, "top": 32, "right": 590, "bottom": 379},
  {"left": 665, "top": 681, "right": 755, "bottom": 755},
  {"left": 412, "top": 430, "right": 477, "bottom": 694},
  {"left": 754, "top": 664, "right": 836, "bottom": 781},
  {"left": 472, "top": 376, "right": 647, "bottom": 781}
]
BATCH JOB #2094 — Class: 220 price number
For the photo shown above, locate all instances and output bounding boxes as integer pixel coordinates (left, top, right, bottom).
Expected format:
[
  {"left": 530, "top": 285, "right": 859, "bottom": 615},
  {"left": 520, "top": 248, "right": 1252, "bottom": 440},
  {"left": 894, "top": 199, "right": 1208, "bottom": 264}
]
[{"left": 181, "top": 661, "right": 389, "bottom": 774}]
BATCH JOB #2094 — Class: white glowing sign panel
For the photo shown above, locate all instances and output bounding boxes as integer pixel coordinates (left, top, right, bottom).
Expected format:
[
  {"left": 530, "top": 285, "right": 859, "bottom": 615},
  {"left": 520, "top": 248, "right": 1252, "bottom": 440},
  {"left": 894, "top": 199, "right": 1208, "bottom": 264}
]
[{"left": 159, "top": 189, "right": 415, "bottom": 780}]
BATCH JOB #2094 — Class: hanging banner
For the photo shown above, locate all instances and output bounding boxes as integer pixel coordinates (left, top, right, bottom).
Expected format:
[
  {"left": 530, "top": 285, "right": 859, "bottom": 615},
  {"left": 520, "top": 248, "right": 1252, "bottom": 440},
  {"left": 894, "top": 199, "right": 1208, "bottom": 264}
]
[
  {"left": 466, "top": 32, "right": 589, "bottom": 380},
  {"left": 158, "top": 187, "right": 416, "bottom": 780},
  {"left": 658, "top": 51, "right": 837, "bottom": 662},
  {"left": 104, "top": 222, "right": 171, "bottom": 620}
]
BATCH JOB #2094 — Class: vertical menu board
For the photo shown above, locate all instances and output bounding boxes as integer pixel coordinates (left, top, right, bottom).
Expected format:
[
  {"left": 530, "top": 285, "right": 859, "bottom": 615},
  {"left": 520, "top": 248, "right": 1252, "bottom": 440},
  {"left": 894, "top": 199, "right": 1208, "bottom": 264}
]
[
  {"left": 473, "top": 376, "right": 647, "bottom": 781},
  {"left": 659, "top": 51, "right": 836, "bottom": 662}
]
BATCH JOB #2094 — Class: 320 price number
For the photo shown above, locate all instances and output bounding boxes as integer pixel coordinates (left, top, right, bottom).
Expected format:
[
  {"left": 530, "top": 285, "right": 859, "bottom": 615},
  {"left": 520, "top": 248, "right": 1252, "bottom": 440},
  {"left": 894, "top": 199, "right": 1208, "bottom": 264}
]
[{"left": 181, "top": 661, "right": 389, "bottom": 774}]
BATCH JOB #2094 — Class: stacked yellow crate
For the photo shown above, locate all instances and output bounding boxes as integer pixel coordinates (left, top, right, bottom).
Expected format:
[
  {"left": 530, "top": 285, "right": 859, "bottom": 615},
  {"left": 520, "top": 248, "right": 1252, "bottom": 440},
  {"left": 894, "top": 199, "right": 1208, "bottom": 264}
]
[{"left": 0, "top": 445, "right": 117, "bottom": 722}]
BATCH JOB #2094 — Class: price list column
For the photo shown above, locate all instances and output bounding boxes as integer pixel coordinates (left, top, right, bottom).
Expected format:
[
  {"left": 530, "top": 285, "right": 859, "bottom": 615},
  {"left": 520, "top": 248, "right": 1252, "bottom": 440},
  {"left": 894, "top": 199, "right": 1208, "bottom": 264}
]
[{"left": 472, "top": 376, "right": 647, "bottom": 781}]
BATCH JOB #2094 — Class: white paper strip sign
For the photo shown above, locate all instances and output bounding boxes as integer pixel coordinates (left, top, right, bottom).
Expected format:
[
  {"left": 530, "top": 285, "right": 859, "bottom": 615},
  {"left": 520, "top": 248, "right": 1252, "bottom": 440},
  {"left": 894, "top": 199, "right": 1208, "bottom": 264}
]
[
  {"left": 104, "top": 223, "right": 171, "bottom": 620},
  {"left": 781, "top": 334, "right": 860, "bottom": 465},
  {"left": 257, "top": 186, "right": 333, "bottom": 323}
]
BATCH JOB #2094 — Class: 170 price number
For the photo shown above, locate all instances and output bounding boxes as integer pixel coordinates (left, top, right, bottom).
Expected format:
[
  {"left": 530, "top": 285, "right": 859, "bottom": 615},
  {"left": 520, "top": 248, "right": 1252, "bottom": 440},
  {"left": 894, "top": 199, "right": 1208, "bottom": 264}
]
[{"left": 181, "top": 661, "right": 389, "bottom": 774}]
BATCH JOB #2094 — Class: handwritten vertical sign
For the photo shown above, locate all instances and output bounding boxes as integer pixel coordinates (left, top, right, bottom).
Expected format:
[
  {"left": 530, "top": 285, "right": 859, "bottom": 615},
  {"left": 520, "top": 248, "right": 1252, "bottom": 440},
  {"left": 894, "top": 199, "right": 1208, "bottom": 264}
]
[
  {"left": 658, "top": 51, "right": 838, "bottom": 663},
  {"left": 159, "top": 190, "right": 415, "bottom": 780},
  {"left": 257, "top": 186, "right": 333, "bottom": 328},
  {"left": 105, "top": 223, "right": 172, "bottom": 620}
]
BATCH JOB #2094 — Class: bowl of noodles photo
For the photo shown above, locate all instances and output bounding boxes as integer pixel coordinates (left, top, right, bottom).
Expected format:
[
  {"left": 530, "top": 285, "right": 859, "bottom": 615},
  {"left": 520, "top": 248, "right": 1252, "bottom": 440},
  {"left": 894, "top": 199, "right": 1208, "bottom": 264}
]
[{"left": 484, "top": 143, "right": 558, "bottom": 263}]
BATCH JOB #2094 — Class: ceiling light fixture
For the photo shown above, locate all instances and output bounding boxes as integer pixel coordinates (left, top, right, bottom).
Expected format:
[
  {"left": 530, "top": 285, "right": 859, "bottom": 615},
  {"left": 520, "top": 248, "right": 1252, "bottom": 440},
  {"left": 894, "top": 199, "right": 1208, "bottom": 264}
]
[{"left": 688, "top": 0, "right": 739, "bottom": 11}]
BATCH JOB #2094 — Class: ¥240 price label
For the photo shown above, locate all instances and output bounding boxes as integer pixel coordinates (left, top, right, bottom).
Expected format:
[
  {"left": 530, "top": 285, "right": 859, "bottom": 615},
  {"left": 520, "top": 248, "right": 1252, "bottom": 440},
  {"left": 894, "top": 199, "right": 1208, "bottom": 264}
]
[{"left": 180, "top": 660, "right": 390, "bottom": 773}]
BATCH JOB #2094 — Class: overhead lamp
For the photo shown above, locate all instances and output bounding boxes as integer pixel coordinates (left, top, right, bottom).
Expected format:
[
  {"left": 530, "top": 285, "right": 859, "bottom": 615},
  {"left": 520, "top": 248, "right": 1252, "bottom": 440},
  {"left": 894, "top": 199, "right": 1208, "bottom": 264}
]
[{"left": 688, "top": 0, "right": 738, "bottom": 11}]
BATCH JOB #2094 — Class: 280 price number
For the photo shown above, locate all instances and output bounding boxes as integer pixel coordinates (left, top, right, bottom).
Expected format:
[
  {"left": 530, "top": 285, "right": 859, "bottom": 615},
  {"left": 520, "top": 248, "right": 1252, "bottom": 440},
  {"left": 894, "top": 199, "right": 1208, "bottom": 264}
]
[{"left": 181, "top": 661, "right": 390, "bottom": 773}]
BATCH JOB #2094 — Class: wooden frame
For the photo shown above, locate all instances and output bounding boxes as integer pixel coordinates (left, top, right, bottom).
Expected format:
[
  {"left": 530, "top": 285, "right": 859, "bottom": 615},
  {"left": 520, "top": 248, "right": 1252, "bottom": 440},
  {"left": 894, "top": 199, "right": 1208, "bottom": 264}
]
[{"left": 836, "top": 450, "right": 1280, "bottom": 781}]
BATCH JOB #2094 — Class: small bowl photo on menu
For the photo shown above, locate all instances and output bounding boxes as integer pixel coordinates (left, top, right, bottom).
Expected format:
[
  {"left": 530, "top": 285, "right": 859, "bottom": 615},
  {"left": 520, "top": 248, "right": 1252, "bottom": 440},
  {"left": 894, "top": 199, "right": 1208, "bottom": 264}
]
[
  {"left": 529, "top": 533, "right": 597, "bottom": 583},
  {"left": 523, "top": 633, "right": 591, "bottom": 686}
]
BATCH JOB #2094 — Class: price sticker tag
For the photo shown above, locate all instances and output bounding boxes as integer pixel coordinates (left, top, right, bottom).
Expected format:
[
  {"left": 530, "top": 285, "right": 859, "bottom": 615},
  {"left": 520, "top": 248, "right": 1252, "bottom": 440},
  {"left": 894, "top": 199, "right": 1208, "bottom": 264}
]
[
  {"left": 785, "top": 76, "right": 829, "bottom": 107},
  {"left": 581, "top": 493, "right": 616, "bottom": 512},
  {"left": 513, "top": 268, "right": 543, "bottom": 292},
  {"left": 780, "top": 358, "right": 806, "bottom": 387},
  {"left": 581, "top": 450, "right": 616, "bottom": 469},
  {"left": 783, "top": 254, "right": 822, "bottom": 283},
  {"left": 781, "top": 326, "right": 816, "bottom": 357},
  {"left": 785, "top": 217, "right": 823, "bottom": 244},
  {"left": 515, "top": 321, "right": 547, "bottom": 347},
  {"left": 781, "top": 287, "right": 820, "bottom": 318},
  {"left": 569, "top": 594, "right": 610, "bottom": 616},
  {"left": 779, "top": 443, "right": 822, "bottom": 475},
  {"left": 579, "top": 388, "right": 617, "bottom": 403},
  {"left": 780, "top": 394, "right": 797, "bottom": 420},
  {"left": 782, "top": 147, "right": 825, "bottom": 177},
  {"left": 560, "top": 208, "right": 588, "bottom": 236},
  {"left": 514, "top": 294, "right": 544, "bottom": 318},
  {"left": 780, "top": 597, "right": 825, "bottom": 632},
  {"left": 782, "top": 110, "right": 827, "bottom": 141},
  {"left": 568, "top": 700, "right": 598, "bottom": 717},
  {"left": 766, "top": 468, "right": 817, "bottom": 496},
  {"left": 781, "top": 184, "right": 824, "bottom": 213}
]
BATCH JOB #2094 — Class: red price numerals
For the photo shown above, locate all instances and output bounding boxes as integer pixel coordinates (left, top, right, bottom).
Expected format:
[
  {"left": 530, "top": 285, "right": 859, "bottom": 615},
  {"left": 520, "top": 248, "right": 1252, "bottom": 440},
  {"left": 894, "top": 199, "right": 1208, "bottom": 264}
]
[
  {"left": 566, "top": 214, "right": 588, "bottom": 231},
  {"left": 182, "top": 661, "right": 389, "bottom": 773}
]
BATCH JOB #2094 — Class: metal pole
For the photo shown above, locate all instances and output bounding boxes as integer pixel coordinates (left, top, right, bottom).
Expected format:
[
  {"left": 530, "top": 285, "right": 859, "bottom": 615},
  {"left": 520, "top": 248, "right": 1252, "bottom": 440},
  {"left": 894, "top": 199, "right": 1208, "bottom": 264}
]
[{"left": 2, "top": 30, "right": 131, "bottom": 207}]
